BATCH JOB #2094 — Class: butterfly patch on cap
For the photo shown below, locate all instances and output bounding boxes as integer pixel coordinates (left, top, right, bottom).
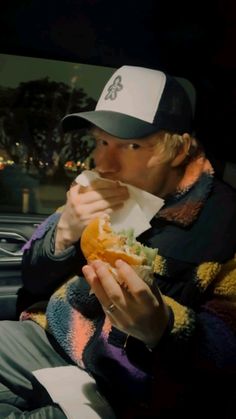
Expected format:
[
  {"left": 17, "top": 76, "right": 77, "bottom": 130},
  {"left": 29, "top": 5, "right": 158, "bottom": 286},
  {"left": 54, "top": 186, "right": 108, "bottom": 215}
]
[{"left": 105, "top": 75, "right": 123, "bottom": 100}]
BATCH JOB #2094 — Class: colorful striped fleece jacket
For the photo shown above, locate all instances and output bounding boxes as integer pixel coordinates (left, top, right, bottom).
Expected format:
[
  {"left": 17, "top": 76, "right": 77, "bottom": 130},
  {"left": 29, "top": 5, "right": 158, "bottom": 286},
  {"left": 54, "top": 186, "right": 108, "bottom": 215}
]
[{"left": 21, "top": 155, "right": 236, "bottom": 418}]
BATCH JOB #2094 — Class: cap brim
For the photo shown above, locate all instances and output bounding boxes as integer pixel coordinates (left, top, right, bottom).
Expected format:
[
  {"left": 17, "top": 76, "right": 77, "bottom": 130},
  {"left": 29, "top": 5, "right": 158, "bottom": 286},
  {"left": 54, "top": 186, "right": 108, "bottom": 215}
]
[{"left": 61, "top": 110, "right": 159, "bottom": 139}]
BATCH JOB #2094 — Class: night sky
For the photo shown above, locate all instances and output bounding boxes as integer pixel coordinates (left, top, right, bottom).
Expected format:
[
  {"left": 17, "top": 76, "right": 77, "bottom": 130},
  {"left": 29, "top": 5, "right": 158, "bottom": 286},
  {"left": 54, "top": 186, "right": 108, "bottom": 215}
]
[{"left": 0, "top": 54, "right": 114, "bottom": 100}]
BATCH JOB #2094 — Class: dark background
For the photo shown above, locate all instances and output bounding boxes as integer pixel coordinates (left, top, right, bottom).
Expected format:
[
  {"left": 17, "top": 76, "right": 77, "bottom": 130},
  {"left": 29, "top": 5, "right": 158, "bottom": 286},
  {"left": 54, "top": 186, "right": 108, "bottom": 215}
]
[{"left": 0, "top": 0, "right": 235, "bottom": 165}]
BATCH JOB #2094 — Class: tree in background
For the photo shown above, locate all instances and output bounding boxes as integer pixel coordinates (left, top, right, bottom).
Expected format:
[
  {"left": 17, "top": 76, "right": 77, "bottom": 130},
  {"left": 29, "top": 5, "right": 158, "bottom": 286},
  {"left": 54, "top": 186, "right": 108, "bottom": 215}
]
[{"left": 0, "top": 78, "right": 95, "bottom": 181}]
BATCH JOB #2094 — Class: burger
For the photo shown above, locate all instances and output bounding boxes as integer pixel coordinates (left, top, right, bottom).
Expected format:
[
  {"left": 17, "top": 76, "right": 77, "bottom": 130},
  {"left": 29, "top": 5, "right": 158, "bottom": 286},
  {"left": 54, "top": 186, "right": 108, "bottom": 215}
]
[{"left": 80, "top": 216, "right": 157, "bottom": 286}]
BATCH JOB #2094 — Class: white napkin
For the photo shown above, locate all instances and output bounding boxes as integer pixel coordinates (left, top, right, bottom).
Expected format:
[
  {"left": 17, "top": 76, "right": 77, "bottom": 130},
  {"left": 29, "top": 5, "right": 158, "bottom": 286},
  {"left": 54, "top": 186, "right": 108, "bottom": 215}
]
[
  {"left": 76, "top": 170, "right": 164, "bottom": 237},
  {"left": 33, "top": 366, "right": 116, "bottom": 419}
]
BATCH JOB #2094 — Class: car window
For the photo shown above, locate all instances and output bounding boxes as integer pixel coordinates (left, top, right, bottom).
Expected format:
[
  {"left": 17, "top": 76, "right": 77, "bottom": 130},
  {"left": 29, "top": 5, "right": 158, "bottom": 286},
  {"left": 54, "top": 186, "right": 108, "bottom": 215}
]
[{"left": 0, "top": 53, "right": 114, "bottom": 215}]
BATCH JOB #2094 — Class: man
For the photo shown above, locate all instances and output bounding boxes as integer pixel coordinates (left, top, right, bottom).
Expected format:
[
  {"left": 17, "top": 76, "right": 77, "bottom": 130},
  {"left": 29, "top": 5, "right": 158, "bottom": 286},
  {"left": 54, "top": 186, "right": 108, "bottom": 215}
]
[{"left": 0, "top": 66, "right": 235, "bottom": 418}]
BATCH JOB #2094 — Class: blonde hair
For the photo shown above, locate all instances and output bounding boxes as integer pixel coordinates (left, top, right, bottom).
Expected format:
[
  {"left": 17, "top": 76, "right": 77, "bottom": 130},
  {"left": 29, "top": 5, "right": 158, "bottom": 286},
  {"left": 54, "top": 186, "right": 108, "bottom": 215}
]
[{"left": 153, "top": 131, "right": 202, "bottom": 164}]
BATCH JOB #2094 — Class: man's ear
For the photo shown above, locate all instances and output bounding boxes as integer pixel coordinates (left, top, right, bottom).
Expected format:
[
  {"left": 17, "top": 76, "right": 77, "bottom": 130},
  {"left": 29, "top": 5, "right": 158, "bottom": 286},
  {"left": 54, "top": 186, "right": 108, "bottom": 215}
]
[{"left": 171, "top": 133, "right": 191, "bottom": 167}]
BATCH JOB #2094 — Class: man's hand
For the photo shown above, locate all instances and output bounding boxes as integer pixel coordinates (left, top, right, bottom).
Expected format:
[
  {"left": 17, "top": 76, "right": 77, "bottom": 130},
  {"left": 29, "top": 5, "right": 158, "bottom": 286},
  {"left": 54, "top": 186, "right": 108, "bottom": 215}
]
[
  {"left": 55, "top": 180, "right": 129, "bottom": 253},
  {"left": 82, "top": 259, "right": 170, "bottom": 348}
]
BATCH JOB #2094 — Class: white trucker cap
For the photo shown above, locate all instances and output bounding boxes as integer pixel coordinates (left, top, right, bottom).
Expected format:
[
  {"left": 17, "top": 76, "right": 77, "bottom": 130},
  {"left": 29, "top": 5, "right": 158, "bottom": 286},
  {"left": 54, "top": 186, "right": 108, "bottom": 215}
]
[{"left": 61, "top": 65, "right": 196, "bottom": 138}]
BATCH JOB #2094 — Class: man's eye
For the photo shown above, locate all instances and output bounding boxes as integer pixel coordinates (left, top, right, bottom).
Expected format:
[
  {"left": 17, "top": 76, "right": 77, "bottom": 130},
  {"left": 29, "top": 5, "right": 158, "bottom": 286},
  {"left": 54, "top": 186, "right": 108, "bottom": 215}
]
[{"left": 127, "top": 143, "right": 140, "bottom": 150}]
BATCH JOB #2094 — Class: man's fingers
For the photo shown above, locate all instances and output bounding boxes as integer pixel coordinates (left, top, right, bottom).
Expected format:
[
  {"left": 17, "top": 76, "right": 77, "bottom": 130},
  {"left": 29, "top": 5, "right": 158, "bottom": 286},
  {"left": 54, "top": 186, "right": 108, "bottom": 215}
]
[
  {"left": 82, "top": 264, "right": 109, "bottom": 305},
  {"left": 90, "top": 179, "right": 120, "bottom": 189},
  {"left": 114, "top": 260, "right": 149, "bottom": 293},
  {"left": 82, "top": 263, "right": 123, "bottom": 311},
  {"left": 114, "top": 260, "right": 164, "bottom": 305},
  {"left": 148, "top": 276, "right": 165, "bottom": 305},
  {"left": 79, "top": 186, "right": 129, "bottom": 204}
]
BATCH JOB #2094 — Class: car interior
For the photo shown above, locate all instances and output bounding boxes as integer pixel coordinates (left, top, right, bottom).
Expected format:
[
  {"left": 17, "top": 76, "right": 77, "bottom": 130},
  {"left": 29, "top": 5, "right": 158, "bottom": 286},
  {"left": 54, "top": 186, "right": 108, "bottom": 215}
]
[{"left": 0, "top": 0, "right": 235, "bottom": 322}]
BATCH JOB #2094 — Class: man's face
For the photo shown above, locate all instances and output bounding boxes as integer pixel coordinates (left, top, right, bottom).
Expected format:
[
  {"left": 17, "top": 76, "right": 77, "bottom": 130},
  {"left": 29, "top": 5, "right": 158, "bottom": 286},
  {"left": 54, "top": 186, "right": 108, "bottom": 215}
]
[{"left": 92, "top": 128, "right": 173, "bottom": 197}]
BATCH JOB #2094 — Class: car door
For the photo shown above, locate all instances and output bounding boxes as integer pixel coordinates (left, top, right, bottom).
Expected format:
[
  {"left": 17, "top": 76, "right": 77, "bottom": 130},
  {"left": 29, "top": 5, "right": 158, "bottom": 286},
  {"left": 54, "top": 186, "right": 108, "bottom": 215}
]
[{"left": 0, "top": 213, "right": 47, "bottom": 320}]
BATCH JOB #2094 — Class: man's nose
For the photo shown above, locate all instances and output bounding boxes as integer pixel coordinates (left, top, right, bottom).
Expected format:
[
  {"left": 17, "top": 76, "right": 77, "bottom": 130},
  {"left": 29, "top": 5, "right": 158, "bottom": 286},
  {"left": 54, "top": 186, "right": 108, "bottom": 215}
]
[{"left": 96, "top": 149, "right": 121, "bottom": 173}]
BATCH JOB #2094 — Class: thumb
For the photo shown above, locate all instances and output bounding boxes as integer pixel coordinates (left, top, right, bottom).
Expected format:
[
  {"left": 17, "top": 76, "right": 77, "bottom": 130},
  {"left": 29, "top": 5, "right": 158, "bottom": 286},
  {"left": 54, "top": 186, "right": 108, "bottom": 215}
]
[{"left": 150, "top": 280, "right": 165, "bottom": 307}]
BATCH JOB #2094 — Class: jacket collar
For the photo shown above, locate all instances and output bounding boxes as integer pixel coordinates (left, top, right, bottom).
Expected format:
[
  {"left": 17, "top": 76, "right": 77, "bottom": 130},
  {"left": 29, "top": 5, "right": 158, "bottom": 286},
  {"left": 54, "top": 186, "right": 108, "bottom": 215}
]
[{"left": 158, "top": 154, "right": 214, "bottom": 227}]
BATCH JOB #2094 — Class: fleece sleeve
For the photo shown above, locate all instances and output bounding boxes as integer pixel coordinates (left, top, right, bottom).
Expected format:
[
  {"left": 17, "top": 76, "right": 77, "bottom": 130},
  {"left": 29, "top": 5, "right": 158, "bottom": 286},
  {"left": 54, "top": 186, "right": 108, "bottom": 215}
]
[
  {"left": 124, "top": 259, "right": 236, "bottom": 417},
  {"left": 21, "top": 212, "right": 86, "bottom": 297}
]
